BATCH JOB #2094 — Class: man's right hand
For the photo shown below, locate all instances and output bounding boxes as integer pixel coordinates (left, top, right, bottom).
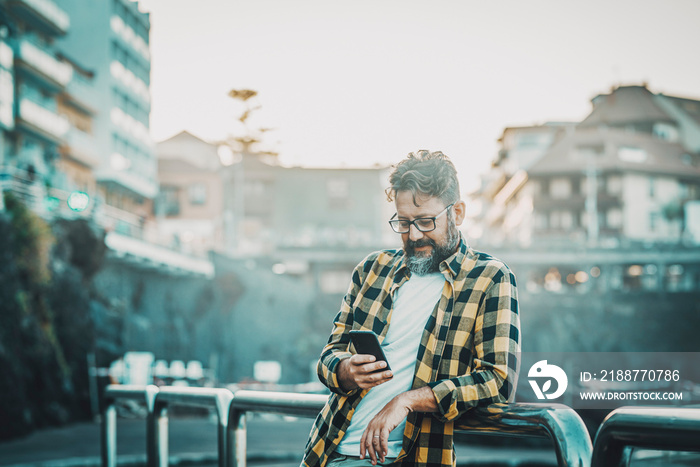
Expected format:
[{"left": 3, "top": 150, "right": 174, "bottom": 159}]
[{"left": 338, "top": 354, "right": 393, "bottom": 391}]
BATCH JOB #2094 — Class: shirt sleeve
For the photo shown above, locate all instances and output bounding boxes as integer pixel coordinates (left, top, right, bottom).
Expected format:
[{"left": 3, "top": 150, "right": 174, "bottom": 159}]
[
  {"left": 427, "top": 267, "right": 521, "bottom": 422},
  {"left": 316, "top": 261, "right": 364, "bottom": 396}
]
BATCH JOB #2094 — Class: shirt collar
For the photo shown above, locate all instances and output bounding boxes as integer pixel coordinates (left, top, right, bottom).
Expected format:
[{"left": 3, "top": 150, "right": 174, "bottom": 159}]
[
  {"left": 440, "top": 233, "right": 469, "bottom": 279},
  {"left": 394, "top": 233, "right": 470, "bottom": 283}
]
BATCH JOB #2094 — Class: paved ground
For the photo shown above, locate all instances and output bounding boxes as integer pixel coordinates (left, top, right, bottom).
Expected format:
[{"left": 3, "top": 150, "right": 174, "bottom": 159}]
[
  {"left": 3, "top": 414, "right": 699, "bottom": 466},
  {"left": 0, "top": 415, "right": 561, "bottom": 467}
]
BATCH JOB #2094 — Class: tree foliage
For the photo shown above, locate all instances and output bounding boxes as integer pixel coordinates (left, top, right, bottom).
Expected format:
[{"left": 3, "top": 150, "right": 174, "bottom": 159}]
[{"left": 0, "top": 193, "right": 106, "bottom": 440}]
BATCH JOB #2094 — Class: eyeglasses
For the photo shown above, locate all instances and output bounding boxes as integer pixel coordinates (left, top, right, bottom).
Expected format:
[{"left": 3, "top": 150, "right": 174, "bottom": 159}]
[{"left": 388, "top": 203, "right": 454, "bottom": 234}]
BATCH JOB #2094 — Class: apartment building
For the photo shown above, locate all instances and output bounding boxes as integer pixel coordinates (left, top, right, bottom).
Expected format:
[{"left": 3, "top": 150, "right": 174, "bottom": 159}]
[
  {"left": 53, "top": 54, "right": 98, "bottom": 212},
  {"left": 471, "top": 122, "right": 574, "bottom": 245},
  {"left": 474, "top": 85, "right": 700, "bottom": 248},
  {"left": 0, "top": 0, "right": 72, "bottom": 213},
  {"left": 57, "top": 0, "right": 155, "bottom": 237},
  {"left": 155, "top": 131, "right": 225, "bottom": 256}
]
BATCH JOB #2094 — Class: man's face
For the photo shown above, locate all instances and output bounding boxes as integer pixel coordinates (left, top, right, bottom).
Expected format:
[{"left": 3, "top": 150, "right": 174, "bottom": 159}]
[{"left": 395, "top": 191, "right": 462, "bottom": 275}]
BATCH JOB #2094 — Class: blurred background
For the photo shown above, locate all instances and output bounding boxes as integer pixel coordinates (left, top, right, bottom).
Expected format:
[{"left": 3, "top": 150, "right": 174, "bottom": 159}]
[{"left": 0, "top": 0, "right": 698, "bottom": 463}]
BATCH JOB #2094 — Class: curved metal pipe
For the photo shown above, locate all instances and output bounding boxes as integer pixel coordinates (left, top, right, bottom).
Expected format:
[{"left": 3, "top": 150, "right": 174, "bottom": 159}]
[
  {"left": 457, "top": 403, "right": 593, "bottom": 467},
  {"left": 592, "top": 407, "right": 700, "bottom": 467},
  {"left": 230, "top": 390, "right": 327, "bottom": 416}
]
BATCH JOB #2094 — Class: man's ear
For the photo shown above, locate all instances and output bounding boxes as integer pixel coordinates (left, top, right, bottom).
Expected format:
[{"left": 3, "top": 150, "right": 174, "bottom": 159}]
[{"left": 453, "top": 200, "right": 466, "bottom": 226}]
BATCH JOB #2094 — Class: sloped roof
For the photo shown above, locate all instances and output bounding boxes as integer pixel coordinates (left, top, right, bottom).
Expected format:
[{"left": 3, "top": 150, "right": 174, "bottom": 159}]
[
  {"left": 528, "top": 127, "right": 700, "bottom": 179},
  {"left": 660, "top": 94, "right": 700, "bottom": 127},
  {"left": 156, "top": 130, "right": 222, "bottom": 171},
  {"left": 158, "top": 157, "right": 212, "bottom": 174},
  {"left": 579, "top": 85, "right": 675, "bottom": 128},
  {"left": 157, "top": 130, "right": 212, "bottom": 145}
]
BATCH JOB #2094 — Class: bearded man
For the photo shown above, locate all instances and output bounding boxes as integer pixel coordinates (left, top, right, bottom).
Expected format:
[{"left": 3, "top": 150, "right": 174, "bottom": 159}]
[{"left": 302, "top": 150, "right": 521, "bottom": 467}]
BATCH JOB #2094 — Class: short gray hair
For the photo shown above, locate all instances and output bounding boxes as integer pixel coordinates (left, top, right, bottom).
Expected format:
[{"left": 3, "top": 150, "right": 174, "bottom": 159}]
[{"left": 385, "top": 150, "right": 460, "bottom": 206}]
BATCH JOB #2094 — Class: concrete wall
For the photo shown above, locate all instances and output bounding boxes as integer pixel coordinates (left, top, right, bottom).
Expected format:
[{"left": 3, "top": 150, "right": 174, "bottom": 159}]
[{"left": 93, "top": 252, "right": 323, "bottom": 385}]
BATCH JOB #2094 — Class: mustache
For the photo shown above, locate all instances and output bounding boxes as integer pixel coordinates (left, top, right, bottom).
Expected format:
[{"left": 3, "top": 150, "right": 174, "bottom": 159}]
[{"left": 406, "top": 238, "right": 437, "bottom": 249}]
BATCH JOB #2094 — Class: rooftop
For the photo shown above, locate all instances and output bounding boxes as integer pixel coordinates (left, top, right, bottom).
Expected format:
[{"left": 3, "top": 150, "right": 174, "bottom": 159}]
[{"left": 529, "top": 126, "right": 700, "bottom": 179}]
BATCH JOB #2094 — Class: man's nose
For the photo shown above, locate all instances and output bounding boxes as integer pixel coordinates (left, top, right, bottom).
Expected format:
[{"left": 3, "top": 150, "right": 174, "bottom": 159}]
[{"left": 408, "top": 223, "right": 424, "bottom": 241}]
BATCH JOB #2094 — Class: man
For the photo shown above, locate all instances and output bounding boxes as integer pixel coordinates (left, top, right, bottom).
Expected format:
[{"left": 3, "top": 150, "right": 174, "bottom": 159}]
[{"left": 302, "top": 150, "right": 520, "bottom": 467}]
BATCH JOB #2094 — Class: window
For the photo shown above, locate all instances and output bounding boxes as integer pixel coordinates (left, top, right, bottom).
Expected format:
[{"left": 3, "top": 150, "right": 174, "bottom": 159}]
[
  {"left": 607, "top": 209, "right": 623, "bottom": 229},
  {"left": 188, "top": 183, "right": 207, "bottom": 205},
  {"left": 549, "top": 211, "right": 572, "bottom": 229},
  {"left": 535, "top": 212, "right": 548, "bottom": 229},
  {"left": 606, "top": 175, "right": 622, "bottom": 195},
  {"left": 560, "top": 211, "right": 573, "bottom": 229},
  {"left": 652, "top": 122, "right": 679, "bottom": 142},
  {"left": 649, "top": 212, "right": 659, "bottom": 232},
  {"left": 159, "top": 186, "right": 180, "bottom": 216},
  {"left": 550, "top": 178, "right": 571, "bottom": 199},
  {"left": 618, "top": 146, "right": 647, "bottom": 163}
]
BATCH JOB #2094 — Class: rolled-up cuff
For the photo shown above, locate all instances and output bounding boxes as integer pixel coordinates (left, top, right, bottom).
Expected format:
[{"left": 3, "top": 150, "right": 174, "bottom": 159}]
[
  {"left": 427, "top": 379, "right": 461, "bottom": 422},
  {"left": 323, "top": 352, "right": 360, "bottom": 397}
]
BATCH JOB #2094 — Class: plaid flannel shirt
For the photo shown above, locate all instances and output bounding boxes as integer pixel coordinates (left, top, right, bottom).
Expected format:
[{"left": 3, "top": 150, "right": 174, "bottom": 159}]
[{"left": 302, "top": 236, "right": 521, "bottom": 467}]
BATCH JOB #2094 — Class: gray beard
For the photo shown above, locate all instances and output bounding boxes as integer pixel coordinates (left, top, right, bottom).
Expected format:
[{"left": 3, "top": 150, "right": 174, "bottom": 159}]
[{"left": 405, "top": 223, "right": 460, "bottom": 276}]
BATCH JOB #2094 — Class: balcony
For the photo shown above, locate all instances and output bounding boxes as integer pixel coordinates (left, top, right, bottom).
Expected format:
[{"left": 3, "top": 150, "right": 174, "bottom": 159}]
[
  {"left": 0, "top": 165, "right": 46, "bottom": 214},
  {"left": 62, "top": 127, "right": 99, "bottom": 168},
  {"left": 110, "top": 60, "right": 151, "bottom": 104},
  {"left": 534, "top": 192, "right": 622, "bottom": 210},
  {"left": 17, "top": 97, "right": 69, "bottom": 143},
  {"left": 95, "top": 163, "right": 158, "bottom": 200},
  {"left": 103, "top": 232, "right": 214, "bottom": 277},
  {"left": 16, "top": 39, "right": 73, "bottom": 89},
  {"left": 5, "top": 0, "right": 70, "bottom": 36},
  {"left": 110, "top": 15, "right": 151, "bottom": 61}
]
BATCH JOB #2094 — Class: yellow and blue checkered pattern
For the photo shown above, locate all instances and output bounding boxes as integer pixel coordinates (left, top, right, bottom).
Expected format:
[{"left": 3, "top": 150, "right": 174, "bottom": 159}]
[{"left": 302, "top": 236, "right": 521, "bottom": 467}]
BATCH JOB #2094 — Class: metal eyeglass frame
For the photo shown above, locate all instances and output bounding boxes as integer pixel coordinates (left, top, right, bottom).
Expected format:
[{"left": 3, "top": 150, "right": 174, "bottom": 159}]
[{"left": 388, "top": 203, "right": 455, "bottom": 234}]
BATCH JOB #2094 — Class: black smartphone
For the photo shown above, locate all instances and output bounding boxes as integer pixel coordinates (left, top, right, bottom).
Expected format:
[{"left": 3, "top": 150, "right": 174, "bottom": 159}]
[{"left": 349, "top": 330, "right": 391, "bottom": 371}]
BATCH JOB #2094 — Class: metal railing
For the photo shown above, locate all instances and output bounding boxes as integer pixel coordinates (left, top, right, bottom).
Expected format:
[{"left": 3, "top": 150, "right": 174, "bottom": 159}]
[
  {"left": 591, "top": 407, "right": 700, "bottom": 466},
  {"left": 455, "top": 402, "right": 592, "bottom": 466},
  {"left": 226, "top": 390, "right": 328, "bottom": 467},
  {"left": 102, "top": 385, "right": 159, "bottom": 467},
  {"left": 153, "top": 387, "right": 234, "bottom": 467},
  {"left": 102, "top": 385, "right": 594, "bottom": 467}
]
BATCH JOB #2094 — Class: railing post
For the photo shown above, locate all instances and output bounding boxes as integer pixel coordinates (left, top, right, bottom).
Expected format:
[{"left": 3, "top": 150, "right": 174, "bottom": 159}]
[
  {"left": 152, "top": 387, "right": 233, "bottom": 467},
  {"left": 144, "top": 385, "right": 160, "bottom": 467},
  {"left": 102, "top": 385, "right": 158, "bottom": 467},
  {"left": 215, "top": 390, "right": 233, "bottom": 467},
  {"left": 227, "top": 409, "right": 247, "bottom": 467},
  {"left": 101, "top": 404, "right": 116, "bottom": 467},
  {"left": 150, "top": 402, "right": 168, "bottom": 467}
]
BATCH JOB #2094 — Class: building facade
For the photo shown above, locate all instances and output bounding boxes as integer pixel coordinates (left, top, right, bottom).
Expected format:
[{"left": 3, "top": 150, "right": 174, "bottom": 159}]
[
  {"left": 0, "top": 0, "right": 72, "bottom": 213},
  {"left": 472, "top": 85, "right": 700, "bottom": 248},
  {"left": 56, "top": 0, "right": 156, "bottom": 238},
  {"left": 155, "top": 131, "right": 225, "bottom": 256}
]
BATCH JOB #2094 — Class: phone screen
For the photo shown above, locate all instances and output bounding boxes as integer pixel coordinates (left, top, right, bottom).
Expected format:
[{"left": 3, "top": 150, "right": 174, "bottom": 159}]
[{"left": 349, "top": 330, "right": 391, "bottom": 371}]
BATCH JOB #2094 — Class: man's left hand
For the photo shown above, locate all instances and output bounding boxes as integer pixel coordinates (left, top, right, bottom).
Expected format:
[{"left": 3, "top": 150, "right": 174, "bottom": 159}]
[
  {"left": 359, "top": 386, "right": 438, "bottom": 465},
  {"left": 359, "top": 395, "right": 410, "bottom": 465}
]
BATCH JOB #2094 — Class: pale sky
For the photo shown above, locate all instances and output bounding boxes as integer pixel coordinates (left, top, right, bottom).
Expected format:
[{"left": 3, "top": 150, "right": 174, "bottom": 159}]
[{"left": 139, "top": 0, "right": 700, "bottom": 193}]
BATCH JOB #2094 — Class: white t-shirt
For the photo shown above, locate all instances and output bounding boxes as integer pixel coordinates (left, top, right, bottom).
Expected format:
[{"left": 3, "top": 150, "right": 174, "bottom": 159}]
[{"left": 336, "top": 272, "right": 445, "bottom": 458}]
